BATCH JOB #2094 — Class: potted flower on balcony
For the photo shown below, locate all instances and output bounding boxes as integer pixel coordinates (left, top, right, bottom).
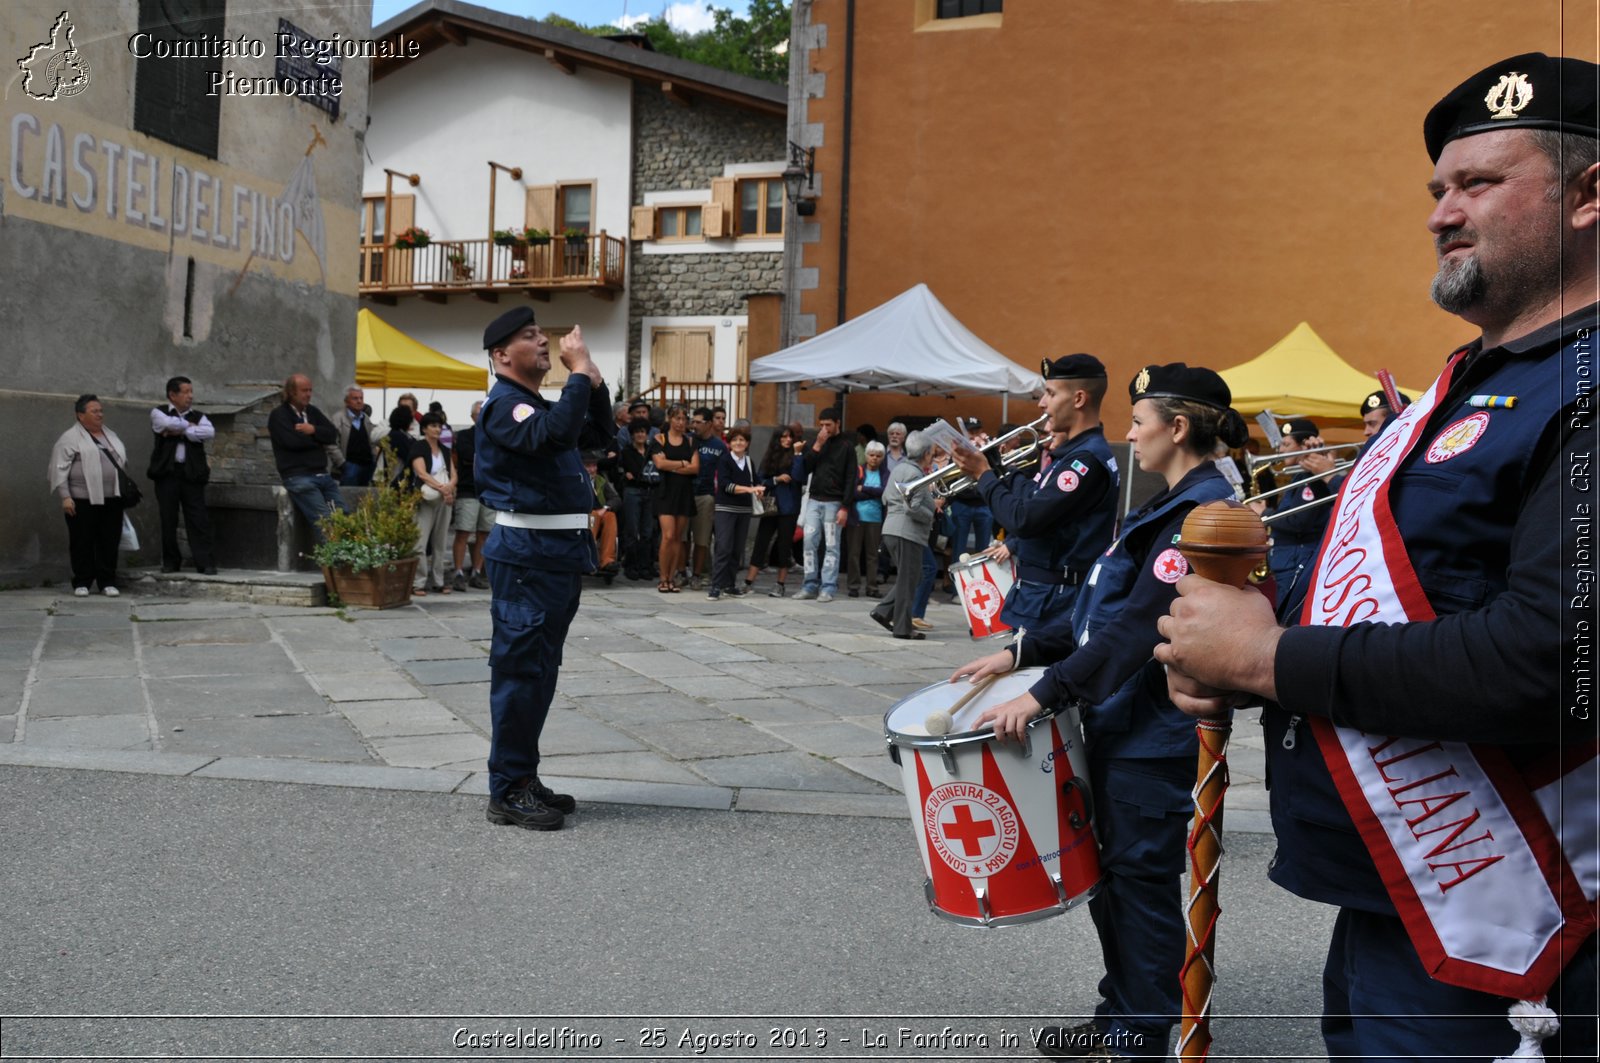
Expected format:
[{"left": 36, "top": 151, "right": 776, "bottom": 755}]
[
  {"left": 446, "top": 248, "right": 475, "bottom": 281},
  {"left": 561, "top": 227, "right": 586, "bottom": 244},
  {"left": 392, "top": 226, "right": 430, "bottom": 249},
  {"left": 492, "top": 228, "right": 522, "bottom": 247},
  {"left": 523, "top": 226, "right": 552, "bottom": 246},
  {"left": 312, "top": 463, "right": 420, "bottom": 609}
]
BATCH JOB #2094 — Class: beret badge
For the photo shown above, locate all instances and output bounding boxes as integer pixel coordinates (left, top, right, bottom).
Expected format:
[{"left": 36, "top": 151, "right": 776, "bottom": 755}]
[
  {"left": 1485, "top": 72, "right": 1534, "bottom": 121},
  {"left": 1134, "top": 368, "right": 1151, "bottom": 395}
]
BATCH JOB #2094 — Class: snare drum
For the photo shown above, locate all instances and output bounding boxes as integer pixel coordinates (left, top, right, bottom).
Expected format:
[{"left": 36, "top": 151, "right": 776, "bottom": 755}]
[
  {"left": 883, "top": 668, "right": 1099, "bottom": 927},
  {"left": 950, "top": 554, "right": 1017, "bottom": 641}
]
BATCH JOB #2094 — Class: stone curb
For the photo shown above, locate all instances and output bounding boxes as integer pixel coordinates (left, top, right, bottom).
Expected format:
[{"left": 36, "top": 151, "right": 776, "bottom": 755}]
[{"left": 0, "top": 745, "right": 1278, "bottom": 831}]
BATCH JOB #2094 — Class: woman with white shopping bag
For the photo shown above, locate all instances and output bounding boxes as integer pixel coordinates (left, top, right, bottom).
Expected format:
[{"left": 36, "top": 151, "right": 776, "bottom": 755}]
[{"left": 48, "top": 394, "right": 134, "bottom": 597}]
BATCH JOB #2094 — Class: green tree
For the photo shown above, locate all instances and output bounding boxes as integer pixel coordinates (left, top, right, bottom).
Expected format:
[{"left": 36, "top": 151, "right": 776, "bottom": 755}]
[{"left": 543, "top": 2, "right": 790, "bottom": 84}]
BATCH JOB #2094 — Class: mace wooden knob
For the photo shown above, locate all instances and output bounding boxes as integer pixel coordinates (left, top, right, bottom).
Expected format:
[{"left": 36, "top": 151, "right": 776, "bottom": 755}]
[{"left": 1175, "top": 500, "right": 1269, "bottom": 588}]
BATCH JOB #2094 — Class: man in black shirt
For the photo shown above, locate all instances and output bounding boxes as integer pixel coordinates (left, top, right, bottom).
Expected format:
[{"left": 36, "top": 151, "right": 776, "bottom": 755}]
[
  {"left": 267, "top": 374, "right": 347, "bottom": 543},
  {"left": 795, "top": 406, "right": 856, "bottom": 603}
]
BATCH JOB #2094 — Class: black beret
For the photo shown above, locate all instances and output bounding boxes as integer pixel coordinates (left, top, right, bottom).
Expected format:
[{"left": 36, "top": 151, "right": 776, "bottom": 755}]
[
  {"left": 1042, "top": 352, "right": 1107, "bottom": 380},
  {"left": 1280, "top": 418, "right": 1319, "bottom": 439},
  {"left": 483, "top": 306, "right": 537, "bottom": 350},
  {"left": 627, "top": 399, "right": 650, "bottom": 411},
  {"left": 1424, "top": 53, "right": 1600, "bottom": 163},
  {"left": 1361, "top": 389, "right": 1413, "bottom": 415},
  {"left": 1128, "top": 363, "right": 1232, "bottom": 411}
]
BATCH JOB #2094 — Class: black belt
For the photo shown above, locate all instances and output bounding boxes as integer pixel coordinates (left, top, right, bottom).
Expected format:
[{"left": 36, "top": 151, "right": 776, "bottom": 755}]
[{"left": 1016, "top": 562, "right": 1083, "bottom": 587}]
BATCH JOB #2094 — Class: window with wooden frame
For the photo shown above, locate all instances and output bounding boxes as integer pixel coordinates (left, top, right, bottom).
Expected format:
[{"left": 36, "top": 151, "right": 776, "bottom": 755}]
[
  {"left": 656, "top": 205, "right": 703, "bottom": 242},
  {"left": 558, "top": 183, "right": 593, "bottom": 236},
  {"left": 133, "top": 0, "right": 225, "bottom": 159},
  {"left": 359, "top": 196, "right": 386, "bottom": 284},
  {"left": 735, "top": 177, "right": 784, "bottom": 238}
]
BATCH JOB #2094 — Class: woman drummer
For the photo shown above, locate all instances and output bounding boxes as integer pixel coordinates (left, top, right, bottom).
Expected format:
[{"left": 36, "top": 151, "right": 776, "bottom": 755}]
[{"left": 953, "top": 363, "right": 1249, "bottom": 1061}]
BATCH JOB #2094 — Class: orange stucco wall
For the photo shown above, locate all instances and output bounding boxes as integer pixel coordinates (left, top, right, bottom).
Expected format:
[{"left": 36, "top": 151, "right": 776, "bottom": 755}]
[{"left": 797, "top": 0, "right": 1599, "bottom": 436}]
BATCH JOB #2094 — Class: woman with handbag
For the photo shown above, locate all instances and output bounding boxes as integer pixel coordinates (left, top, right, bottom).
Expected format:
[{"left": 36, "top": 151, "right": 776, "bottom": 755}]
[
  {"left": 745, "top": 423, "right": 806, "bottom": 596},
  {"left": 48, "top": 394, "right": 135, "bottom": 597},
  {"left": 409, "top": 412, "right": 456, "bottom": 595}
]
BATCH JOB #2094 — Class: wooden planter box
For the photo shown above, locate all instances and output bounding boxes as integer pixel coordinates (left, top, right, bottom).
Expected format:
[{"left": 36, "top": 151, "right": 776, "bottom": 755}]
[{"left": 322, "top": 556, "right": 418, "bottom": 609}]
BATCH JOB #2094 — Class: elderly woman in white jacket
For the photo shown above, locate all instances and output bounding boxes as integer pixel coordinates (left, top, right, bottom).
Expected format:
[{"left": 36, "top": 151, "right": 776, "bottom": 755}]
[{"left": 48, "top": 394, "right": 134, "bottom": 597}]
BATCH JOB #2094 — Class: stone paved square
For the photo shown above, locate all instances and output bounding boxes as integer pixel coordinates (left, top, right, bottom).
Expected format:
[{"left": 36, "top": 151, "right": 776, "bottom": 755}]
[
  {"left": 28, "top": 677, "right": 149, "bottom": 718},
  {"left": 158, "top": 674, "right": 329, "bottom": 718},
  {"left": 24, "top": 714, "right": 152, "bottom": 751},
  {"left": 163, "top": 714, "right": 374, "bottom": 761}
]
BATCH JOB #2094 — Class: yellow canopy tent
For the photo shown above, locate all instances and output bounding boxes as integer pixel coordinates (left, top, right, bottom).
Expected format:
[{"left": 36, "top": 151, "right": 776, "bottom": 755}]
[
  {"left": 355, "top": 308, "right": 487, "bottom": 391},
  {"left": 1220, "top": 321, "right": 1424, "bottom": 423}
]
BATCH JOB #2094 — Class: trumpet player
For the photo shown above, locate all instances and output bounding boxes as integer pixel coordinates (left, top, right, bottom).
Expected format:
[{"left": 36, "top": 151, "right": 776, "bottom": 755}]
[
  {"left": 948, "top": 353, "right": 1118, "bottom": 640},
  {"left": 1264, "top": 418, "right": 1341, "bottom": 619}
]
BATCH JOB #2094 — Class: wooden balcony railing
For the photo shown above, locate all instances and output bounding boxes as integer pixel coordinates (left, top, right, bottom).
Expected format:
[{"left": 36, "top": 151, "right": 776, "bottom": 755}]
[
  {"left": 359, "top": 233, "right": 625, "bottom": 301},
  {"left": 638, "top": 380, "right": 751, "bottom": 421}
]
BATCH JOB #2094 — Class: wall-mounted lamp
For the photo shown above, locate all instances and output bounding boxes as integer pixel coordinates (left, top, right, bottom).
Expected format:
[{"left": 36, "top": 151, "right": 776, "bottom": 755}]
[{"left": 782, "top": 140, "right": 816, "bottom": 216}]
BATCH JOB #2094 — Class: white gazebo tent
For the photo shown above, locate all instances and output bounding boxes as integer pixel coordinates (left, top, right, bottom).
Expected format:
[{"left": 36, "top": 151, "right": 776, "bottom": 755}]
[{"left": 750, "top": 284, "right": 1042, "bottom": 417}]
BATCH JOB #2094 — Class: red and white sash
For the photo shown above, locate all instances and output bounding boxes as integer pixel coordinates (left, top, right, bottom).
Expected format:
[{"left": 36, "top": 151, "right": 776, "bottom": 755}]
[{"left": 1299, "top": 353, "right": 1597, "bottom": 998}]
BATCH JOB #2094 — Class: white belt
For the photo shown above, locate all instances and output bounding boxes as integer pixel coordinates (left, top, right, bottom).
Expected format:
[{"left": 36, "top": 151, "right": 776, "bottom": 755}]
[{"left": 495, "top": 511, "right": 590, "bottom": 531}]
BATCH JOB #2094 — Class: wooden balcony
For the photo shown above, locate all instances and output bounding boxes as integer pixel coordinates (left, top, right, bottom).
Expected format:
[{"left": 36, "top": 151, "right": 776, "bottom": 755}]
[{"left": 359, "top": 234, "right": 625, "bottom": 304}]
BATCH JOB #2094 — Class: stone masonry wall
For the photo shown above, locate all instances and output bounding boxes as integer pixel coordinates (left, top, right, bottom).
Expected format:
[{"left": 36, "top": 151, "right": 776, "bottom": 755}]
[{"left": 628, "top": 84, "right": 786, "bottom": 395}]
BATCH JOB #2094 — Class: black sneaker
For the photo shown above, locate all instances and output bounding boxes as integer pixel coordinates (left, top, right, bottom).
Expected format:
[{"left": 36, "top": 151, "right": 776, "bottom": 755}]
[
  {"left": 469, "top": 570, "right": 490, "bottom": 590},
  {"left": 486, "top": 788, "right": 564, "bottom": 831},
  {"left": 521, "top": 777, "right": 576, "bottom": 815},
  {"left": 451, "top": 570, "right": 468, "bottom": 593}
]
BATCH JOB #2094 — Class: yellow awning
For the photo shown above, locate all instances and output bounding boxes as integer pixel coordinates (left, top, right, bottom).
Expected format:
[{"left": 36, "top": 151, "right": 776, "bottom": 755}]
[
  {"left": 355, "top": 308, "right": 487, "bottom": 391},
  {"left": 1221, "top": 321, "right": 1425, "bottom": 423}
]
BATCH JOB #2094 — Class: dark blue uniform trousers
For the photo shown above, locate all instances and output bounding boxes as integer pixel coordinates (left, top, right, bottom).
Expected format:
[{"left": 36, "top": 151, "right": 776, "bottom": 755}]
[
  {"left": 1086, "top": 754, "right": 1194, "bottom": 1059},
  {"left": 487, "top": 561, "right": 583, "bottom": 801},
  {"left": 1321, "top": 907, "right": 1597, "bottom": 1063}
]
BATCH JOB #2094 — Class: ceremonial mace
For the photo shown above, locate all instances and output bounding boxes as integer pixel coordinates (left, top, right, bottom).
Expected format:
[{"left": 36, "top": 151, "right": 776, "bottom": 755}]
[{"left": 1172, "top": 500, "right": 1269, "bottom": 1062}]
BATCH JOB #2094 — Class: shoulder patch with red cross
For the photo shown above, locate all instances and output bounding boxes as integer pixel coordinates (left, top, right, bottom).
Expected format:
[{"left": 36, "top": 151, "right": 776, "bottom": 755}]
[{"left": 1152, "top": 548, "right": 1188, "bottom": 583}]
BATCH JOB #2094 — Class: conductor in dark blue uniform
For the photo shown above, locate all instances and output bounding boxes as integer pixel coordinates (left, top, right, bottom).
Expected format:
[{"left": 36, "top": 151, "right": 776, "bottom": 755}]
[
  {"left": 476, "top": 306, "right": 612, "bottom": 831},
  {"left": 948, "top": 353, "right": 1119, "bottom": 642}
]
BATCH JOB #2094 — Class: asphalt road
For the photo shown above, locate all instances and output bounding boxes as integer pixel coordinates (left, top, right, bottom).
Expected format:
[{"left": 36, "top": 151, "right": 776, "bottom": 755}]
[{"left": 0, "top": 765, "right": 1333, "bottom": 1061}]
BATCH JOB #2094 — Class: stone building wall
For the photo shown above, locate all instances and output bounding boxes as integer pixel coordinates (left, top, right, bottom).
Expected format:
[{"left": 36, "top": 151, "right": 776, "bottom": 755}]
[{"left": 626, "top": 84, "right": 787, "bottom": 395}]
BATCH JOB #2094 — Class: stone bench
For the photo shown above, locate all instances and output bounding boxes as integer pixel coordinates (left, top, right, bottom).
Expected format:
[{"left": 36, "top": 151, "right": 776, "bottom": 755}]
[{"left": 206, "top": 483, "right": 367, "bottom": 572}]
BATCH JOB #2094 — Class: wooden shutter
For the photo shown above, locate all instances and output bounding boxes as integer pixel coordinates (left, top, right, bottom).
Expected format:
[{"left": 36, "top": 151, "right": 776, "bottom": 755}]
[
  {"left": 650, "top": 327, "right": 714, "bottom": 384},
  {"left": 525, "top": 185, "right": 556, "bottom": 232},
  {"left": 631, "top": 205, "right": 656, "bottom": 241},
  {"left": 385, "top": 195, "right": 415, "bottom": 287},
  {"left": 542, "top": 326, "right": 573, "bottom": 389},
  {"left": 706, "top": 177, "right": 735, "bottom": 237}
]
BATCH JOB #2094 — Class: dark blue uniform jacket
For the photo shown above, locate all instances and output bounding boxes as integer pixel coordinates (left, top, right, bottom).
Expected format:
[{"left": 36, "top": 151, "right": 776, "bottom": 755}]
[{"left": 475, "top": 372, "right": 612, "bottom": 573}]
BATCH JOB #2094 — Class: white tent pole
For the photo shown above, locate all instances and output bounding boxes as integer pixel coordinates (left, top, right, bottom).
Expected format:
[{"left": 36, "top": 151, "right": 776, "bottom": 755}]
[{"left": 1002, "top": 392, "right": 1009, "bottom": 422}]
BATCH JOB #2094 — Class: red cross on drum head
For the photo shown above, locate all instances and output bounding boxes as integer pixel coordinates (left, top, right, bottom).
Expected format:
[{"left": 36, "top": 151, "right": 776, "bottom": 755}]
[
  {"left": 963, "top": 577, "right": 1002, "bottom": 621},
  {"left": 923, "top": 781, "right": 1020, "bottom": 877}
]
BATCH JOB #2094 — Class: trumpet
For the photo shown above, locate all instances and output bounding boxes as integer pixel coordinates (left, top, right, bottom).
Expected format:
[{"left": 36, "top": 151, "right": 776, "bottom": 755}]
[
  {"left": 898, "top": 414, "right": 1051, "bottom": 499},
  {"left": 1246, "top": 443, "right": 1362, "bottom": 498},
  {"left": 1242, "top": 458, "right": 1356, "bottom": 506},
  {"left": 1244, "top": 442, "right": 1362, "bottom": 471}
]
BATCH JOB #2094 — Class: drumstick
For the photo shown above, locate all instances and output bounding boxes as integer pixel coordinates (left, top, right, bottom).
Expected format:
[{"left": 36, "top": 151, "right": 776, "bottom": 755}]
[{"left": 926, "top": 673, "right": 999, "bottom": 736}]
